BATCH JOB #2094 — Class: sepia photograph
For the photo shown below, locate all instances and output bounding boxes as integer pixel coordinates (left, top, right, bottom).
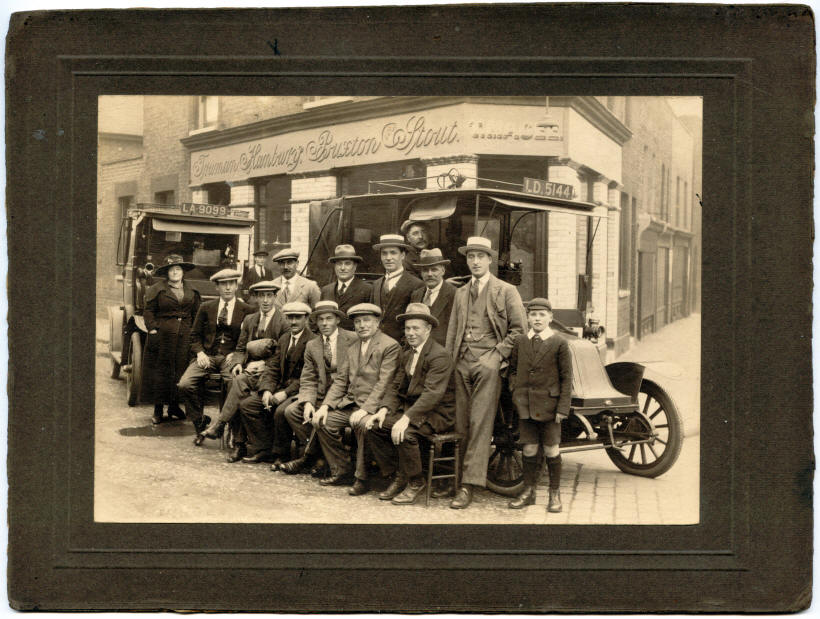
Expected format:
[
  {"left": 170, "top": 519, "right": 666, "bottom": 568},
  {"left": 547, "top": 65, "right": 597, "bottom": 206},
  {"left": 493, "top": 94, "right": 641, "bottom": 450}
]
[{"left": 95, "top": 95, "right": 702, "bottom": 525}]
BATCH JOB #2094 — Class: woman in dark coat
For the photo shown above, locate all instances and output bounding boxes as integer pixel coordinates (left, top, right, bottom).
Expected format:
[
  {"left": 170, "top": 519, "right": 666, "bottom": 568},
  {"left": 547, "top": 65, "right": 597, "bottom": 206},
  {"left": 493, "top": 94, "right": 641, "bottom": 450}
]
[{"left": 144, "top": 254, "right": 202, "bottom": 424}]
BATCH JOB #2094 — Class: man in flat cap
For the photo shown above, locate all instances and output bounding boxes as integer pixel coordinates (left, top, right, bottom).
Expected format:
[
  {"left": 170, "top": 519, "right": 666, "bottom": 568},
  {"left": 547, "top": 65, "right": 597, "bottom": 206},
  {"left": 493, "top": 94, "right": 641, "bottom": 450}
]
[
  {"left": 310, "top": 303, "right": 400, "bottom": 493},
  {"left": 445, "top": 236, "right": 527, "bottom": 509},
  {"left": 271, "top": 247, "right": 321, "bottom": 309},
  {"left": 400, "top": 220, "right": 430, "bottom": 276},
  {"left": 320, "top": 244, "right": 373, "bottom": 331},
  {"left": 408, "top": 248, "right": 456, "bottom": 346},
  {"left": 370, "top": 233, "right": 423, "bottom": 343},
  {"left": 507, "top": 297, "right": 572, "bottom": 513},
  {"left": 365, "top": 303, "right": 456, "bottom": 504},
  {"left": 278, "top": 300, "right": 358, "bottom": 476},
  {"left": 232, "top": 302, "right": 315, "bottom": 464},
  {"left": 177, "top": 269, "right": 255, "bottom": 446}
]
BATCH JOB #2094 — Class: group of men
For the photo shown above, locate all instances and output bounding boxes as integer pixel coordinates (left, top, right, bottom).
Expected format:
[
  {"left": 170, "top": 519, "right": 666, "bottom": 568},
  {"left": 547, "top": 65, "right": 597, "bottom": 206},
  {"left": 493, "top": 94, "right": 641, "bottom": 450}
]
[{"left": 171, "top": 220, "right": 572, "bottom": 513}]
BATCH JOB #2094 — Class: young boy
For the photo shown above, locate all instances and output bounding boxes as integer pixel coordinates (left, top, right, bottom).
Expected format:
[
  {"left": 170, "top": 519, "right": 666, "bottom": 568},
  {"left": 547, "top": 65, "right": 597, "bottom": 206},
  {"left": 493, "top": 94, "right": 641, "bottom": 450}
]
[{"left": 507, "top": 297, "right": 573, "bottom": 512}]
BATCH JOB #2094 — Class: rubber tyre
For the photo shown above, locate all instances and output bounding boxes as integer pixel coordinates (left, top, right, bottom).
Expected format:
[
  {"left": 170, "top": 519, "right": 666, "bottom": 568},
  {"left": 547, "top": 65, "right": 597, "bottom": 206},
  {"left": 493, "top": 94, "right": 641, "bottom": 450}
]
[
  {"left": 605, "top": 379, "right": 683, "bottom": 478},
  {"left": 110, "top": 358, "right": 121, "bottom": 379},
  {"left": 107, "top": 307, "right": 124, "bottom": 379},
  {"left": 126, "top": 331, "right": 143, "bottom": 407}
]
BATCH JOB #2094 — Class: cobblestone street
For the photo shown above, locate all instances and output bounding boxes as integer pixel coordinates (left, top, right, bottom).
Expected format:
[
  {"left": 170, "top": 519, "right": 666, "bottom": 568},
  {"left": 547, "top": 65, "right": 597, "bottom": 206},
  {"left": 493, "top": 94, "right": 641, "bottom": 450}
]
[{"left": 95, "top": 315, "right": 699, "bottom": 525}]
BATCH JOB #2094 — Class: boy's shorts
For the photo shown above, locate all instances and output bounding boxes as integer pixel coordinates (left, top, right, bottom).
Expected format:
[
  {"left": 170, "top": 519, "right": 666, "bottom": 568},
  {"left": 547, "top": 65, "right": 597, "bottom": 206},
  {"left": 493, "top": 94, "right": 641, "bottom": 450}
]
[{"left": 518, "top": 416, "right": 562, "bottom": 446}]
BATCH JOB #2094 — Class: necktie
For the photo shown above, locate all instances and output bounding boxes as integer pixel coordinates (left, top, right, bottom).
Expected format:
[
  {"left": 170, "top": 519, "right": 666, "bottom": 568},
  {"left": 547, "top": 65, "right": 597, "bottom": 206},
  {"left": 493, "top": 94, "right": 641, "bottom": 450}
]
[
  {"left": 257, "top": 266, "right": 263, "bottom": 277},
  {"left": 532, "top": 334, "right": 542, "bottom": 344},
  {"left": 408, "top": 347, "right": 419, "bottom": 375},
  {"left": 470, "top": 279, "right": 479, "bottom": 302},
  {"left": 323, "top": 336, "right": 333, "bottom": 365},
  {"left": 288, "top": 333, "right": 298, "bottom": 352},
  {"left": 259, "top": 312, "right": 268, "bottom": 336},
  {"left": 423, "top": 288, "right": 432, "bottom": 306},
  {"left": 283, "top": 280, "right": 290, "bottom": 301},
  {"left": 338, "top": 282, "right": 347, "bottom": 296},
  {"left": 218, "top": 302, "right": 228, "bottom": 326}
]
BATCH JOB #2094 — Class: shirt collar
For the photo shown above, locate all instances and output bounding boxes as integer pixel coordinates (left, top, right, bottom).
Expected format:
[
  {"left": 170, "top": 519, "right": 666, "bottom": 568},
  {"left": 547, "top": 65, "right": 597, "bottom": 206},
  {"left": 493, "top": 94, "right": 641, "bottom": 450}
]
[
  {"left": 291, "top": 329, "right": 305, "bottom": 342},
  {"left": 472, "top": 272, "right": 490, "bottom": 286},
  {"left": 412, "top": 334, "right": 430, "bottom": 352},
  {"left": 220, "top": 297, "right": 236, "bottom": 309},
  {"left": 528, "top": 328, "right": 553, "bottom": 340},
  {"left": 385, "top": 267, "right": 404, "bottom": 280},
  {"left": 428, "top": 280, "right": 443, "bottom": 295},
  {"left": 325, "top": 328, "right": 338, "bottom": 342}
]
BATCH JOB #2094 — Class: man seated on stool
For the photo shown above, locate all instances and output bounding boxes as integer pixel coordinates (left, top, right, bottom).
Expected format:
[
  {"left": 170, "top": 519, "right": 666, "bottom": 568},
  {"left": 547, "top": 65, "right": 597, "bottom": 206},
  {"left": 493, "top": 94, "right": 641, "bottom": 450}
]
[
  {"left": 200, "top": 280, "right": 288, "bottom": 460},
  {"left": 507, "top": 297, "right": 572, "bottom": 513},
  {"left": 178, "top": 269, "right": 255, "bottom": 447},
  {"left": 310, "top": 303, "right": 400, "bottom": 494},
  {"left": 227, "top": 302, "right": 314, "bottom": 464},
  {"left": 279, "top": 300, "right": 358, "bottom": 476},
  {"left": 365, "top": 303, "right": 456, "bottom": 504}
]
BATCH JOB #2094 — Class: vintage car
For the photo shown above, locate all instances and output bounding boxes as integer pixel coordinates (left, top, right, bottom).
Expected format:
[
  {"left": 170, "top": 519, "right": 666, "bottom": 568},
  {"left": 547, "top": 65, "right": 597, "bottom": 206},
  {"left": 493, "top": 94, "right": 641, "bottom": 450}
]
[
  {"left": 107, "top": 202, "right": 254, "bottom": 406},
  {"left": 303, "top": 171, "right": 683, "bottom": 489}
]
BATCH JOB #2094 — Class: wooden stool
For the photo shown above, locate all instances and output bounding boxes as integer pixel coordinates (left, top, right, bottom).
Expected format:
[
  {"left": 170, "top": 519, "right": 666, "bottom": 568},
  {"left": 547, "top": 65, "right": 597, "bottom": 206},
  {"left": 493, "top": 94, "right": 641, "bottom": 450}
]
[
  {"left": 203, "top": 373, "right": 231, "bottom": 449},
  {"left": 425, "top": 432, "right": 463, "bottom": 506}
]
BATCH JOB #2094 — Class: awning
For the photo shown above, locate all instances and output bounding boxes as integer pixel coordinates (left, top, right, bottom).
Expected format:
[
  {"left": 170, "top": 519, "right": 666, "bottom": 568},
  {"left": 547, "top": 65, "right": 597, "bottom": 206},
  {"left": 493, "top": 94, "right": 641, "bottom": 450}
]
[
  {"left": 152, "top": 219, "right": 253, "bottom": 236},
  {"left": 406, "top": 195, "right": 458, "bottom": 221},
  {"left": 489, "top": 196, "right": 607, "bottom": 219}
]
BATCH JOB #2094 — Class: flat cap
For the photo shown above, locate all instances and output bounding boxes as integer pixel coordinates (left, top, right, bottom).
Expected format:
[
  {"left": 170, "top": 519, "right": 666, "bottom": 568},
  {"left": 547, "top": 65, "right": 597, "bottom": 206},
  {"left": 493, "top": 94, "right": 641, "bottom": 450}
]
[
  {"left": 347, "top": 302, "right": 383, "bottom": 318},
  {"left": 271, "top": 247, "right": 300, "bottom": 262},
  {"left": 209, "top": 268, "right": 242, "bottom": 282},
  {"left": 281, "top": 301, "right": 312, "bottom": 316}
]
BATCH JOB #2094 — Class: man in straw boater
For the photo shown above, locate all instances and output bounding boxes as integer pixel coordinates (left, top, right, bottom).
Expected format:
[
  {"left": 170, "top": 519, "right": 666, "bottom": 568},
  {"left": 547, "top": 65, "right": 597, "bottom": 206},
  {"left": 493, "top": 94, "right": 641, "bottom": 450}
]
[
  {"left": 320, "top": 244, "right": 373, "bottom": 332},
  {"left": 199, "top": 279, "right": 288, "bottom": 458},
  {"left": 408, "top": 248, "right": 456, "bottom": 347},
  {"left": 310, "top": 303, "right": 400, "bottom": 494},
  {"left": 445, "top": 236, "right": 527, "bottom": 509},
  {"left": 229, "top": 301, "right": 314, "bottom": 464},
  {"left": 507, "top": 297, "right": 572, "bottom": 513},
  {"left": 369, "top": 233, "right": 423, "bottom": 343},
  {"left": 177, "top": 268, "right": 255, "bottom": 447},
  {"left": 270, "top": 247, "right": 322, "bottom": 309},
  {"left": 277, "top": 300, "right": 358, "bottom": 476},
  {"left": 364, "top": 302, "right": 456, "bottom": 504}
]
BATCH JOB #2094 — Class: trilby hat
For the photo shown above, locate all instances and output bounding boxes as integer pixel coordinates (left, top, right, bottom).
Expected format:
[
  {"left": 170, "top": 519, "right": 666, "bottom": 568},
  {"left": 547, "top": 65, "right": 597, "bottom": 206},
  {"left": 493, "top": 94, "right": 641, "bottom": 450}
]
[
  {"left": 372, "top": 233, "right": 411, "bottom": 252},
  {"left": 310, "top": 300, "right": 347, "bottom": 320},
  {"left": 154, "top": 254, "right": 196, "bottom": 277},
  {"left": 396, "top": 302, "right": 439, "bottom": 327},
  {"left": 347, "top": 302, "right": 383, "bottom": 318},
  {"left": 210, "top": 268, "right": 243, "bottom": 283},
  {"left": 458, "top": 236, "right": 498, "bottom": 258},
  {"left": 413, "top": 248, "right": 451, "bottom": 268},
  {"left": 328, "top": 244, "right": 363, "bottom": 263}
]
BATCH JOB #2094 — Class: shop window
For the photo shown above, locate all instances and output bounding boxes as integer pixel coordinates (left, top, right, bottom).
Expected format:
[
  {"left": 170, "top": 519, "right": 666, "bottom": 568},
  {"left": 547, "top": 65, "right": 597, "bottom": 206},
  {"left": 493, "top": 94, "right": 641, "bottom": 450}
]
[
  {"left": 205, "top": 182, "right": 231, "bottom": 205},
  {"left": 255, "top": 177, "right": 291, "bottom": 253},
  {"left": 195, "top": 96, "right": 219, "bottom": 130},
  {"left": 476, "top": 155, "right": 550, "bottom": 191},
  {"left": 154, "top": 190, "right": 174, "bottom": 205}
]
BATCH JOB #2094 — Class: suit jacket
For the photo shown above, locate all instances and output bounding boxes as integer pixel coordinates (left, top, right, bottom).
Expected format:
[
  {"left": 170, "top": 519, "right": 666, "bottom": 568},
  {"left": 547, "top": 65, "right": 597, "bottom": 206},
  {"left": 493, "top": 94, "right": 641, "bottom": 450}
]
[
  {"left": 228, "top": 307, "right": 290, "bottom": 367},
  {"left": 370, "top": 270, "right": 424, "bottom": 343},
  {"left": 273, "top": 273, "right": 322, "bottom": 308},
  {"left": 508, "top": 331, "right": 573, "bottom": 421},
  {"left": 297, "top": 328, "right": 358, "bottom": 405},
  {"left": 320, "top": 278, "right": 373, "bottom": 331},
  {"left": 190, "top": 298, "right": 255, "bottom": 358},
  {"left": 322, "top": 330, "right": 400, "bottom": 413},
  {"left": 382, "top": 337, "right": 456, "bottom": 433},
  {"left": 257, "top": 329, "right": 314, "bottom": 396},
  {"left": 242, "top": 264, "right": 273, "bottom": 289},
  {"left": 409, "top": 281, "right": 456, "bottom": 346},
  {"left": 445, "top": 273, "right": 527, "bottom": 363}
]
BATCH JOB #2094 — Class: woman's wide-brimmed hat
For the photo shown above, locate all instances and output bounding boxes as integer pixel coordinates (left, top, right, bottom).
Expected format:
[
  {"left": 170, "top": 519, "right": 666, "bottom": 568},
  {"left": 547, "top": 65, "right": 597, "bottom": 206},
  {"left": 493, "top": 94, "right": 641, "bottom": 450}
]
[
  {"left": 457, "top": 236, "right": 498, "bottom": 258},
  {"left": 328, "top": 244, "right": 363, "bottom": 263},
  {"left": 310, "top": 300, "right": 347, "bottom": 320},
  {"left": 372, "top": 233, "right": 411, "bottom": 252},
  {"left": 396, "top": 302, "right": 439, "bottom": 327},
  {"left": 412, "top": 248, "right": 451, "bottom": 268},
  {"left": 154, "top": 254, "right": 196, "bottom": 277}
]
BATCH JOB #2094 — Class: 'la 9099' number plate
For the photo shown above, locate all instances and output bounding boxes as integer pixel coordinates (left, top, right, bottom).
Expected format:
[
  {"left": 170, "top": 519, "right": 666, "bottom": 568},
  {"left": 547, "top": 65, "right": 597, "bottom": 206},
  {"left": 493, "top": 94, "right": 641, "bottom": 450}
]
[{"left": 180, "top": 203, "right": 232, "bottom": 217}]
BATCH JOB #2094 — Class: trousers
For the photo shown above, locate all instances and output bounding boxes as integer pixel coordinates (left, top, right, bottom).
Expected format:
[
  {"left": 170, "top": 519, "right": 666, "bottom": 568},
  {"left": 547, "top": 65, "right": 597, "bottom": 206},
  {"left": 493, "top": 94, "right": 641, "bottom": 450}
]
[
  {"left": 177, "top": 354, "right": 233, "bottom": 428},
  {"left": 368, "top": 412, "right": 435, "bottom": 480},
  {"left": 315, "top": 405, "right": 368, "bottom": 479}
]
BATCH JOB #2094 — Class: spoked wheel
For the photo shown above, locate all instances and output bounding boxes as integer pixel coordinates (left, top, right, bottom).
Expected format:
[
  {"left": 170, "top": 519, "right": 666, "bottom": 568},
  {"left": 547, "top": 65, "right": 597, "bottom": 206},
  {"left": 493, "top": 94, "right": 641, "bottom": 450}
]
[
  {"left": 125, "top": 331, "right": 143, "bottom": 407},
  {"left": 606, "top": 379, "right": 683, "bottom": 477},
  {"left": 485, "top": 397, "right": 525, "bottom": 496}
]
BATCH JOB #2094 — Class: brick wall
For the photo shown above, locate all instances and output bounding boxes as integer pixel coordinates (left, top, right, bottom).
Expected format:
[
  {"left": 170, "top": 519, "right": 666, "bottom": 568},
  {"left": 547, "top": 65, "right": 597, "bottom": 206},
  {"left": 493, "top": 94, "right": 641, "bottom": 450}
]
[
  {"left": 546, "top": 212, "right": 578, "bottom": 309},
  {"left": 141, "top": 96, "right": 192, "bottom": 204},
  {"left": 290, "top": 174, "right": 339, "bottom": 275},
  {"left": 218, "top": 96, "right": 311, "bottom": 130}
]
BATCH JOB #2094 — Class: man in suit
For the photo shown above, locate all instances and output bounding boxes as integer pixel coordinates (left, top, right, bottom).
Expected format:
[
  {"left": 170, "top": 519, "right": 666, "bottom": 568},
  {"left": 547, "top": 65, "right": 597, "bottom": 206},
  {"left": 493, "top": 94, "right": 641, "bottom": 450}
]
[
  {"left": 320, "top": 244, "right": 372, "bottom": 331},
  {"left": 365, "top": 303, "right": 456, "bottom": 504},
  {"left": 400, "top": 220, "right": 429, "bottom": 276},
  {"left": 445, "top": 236, "right": 527, "bottom": 509},
  {"left": 271, "top": 247, "right": 322, "bottom": 309},
  {"left": 241, "top": 250, "right": 272, "bottom": 296},
  {"left": 310, "top": 303, "right": 400, "bottom": 493},
  {"left": 199, "top": 280, "right": 288, "bottom": 459},
  {"left": 370, "top": 233, "right": 423, "bottom": 343},
  {"left": 230, "top": 302, "right": 314, "bottom": 464},
  {"left": 279, "top": 300, "right": 358, "bottom": 475},
  {"left": 507, "top": 297, "right": 572, "bottom": 513},
  {"left": 408, "top": 248, "right": 456, "bottom": 346},
  {"left": 177, "top": 269, "right": 255, "bottom": 446}
]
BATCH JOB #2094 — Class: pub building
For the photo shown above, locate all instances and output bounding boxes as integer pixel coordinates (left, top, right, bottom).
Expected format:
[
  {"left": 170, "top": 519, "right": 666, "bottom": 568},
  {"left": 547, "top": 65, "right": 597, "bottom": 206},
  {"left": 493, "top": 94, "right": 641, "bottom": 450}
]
[{"left": 101, "top": 96, "right": 698, "bottom": 359}]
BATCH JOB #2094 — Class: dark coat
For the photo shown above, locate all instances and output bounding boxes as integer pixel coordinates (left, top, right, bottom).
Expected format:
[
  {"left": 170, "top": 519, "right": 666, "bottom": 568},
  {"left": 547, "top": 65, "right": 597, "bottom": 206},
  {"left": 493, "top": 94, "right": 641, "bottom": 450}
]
[
  {"left": 257, "top": 330, "right": 314, "bottom": 396},
  {"left": 320, "top": 278, "right": 373, "bottom": 331},
  {"left": 382, "top": 337, "right": 456, "bottom": 433},
  {"left": 370, "top": 270, "right": 424, "bottom": 343},
  {"left": 143, "top": 280, "right": 201, "bottom": 403},
  {"left": 297, "top": 328, "right": 358, "bottom": 406},
  {"left": 409, "top": 281, "right": 456, "bottom": 346},
  {"left": 189, "top": 298, "right": 255, "bottom": 358},
  {"left": 508, "top": 331, "right": 573, "bottom": 422},
  {"left": 229, "top": 308, "right": 290, "bottom": 368}
]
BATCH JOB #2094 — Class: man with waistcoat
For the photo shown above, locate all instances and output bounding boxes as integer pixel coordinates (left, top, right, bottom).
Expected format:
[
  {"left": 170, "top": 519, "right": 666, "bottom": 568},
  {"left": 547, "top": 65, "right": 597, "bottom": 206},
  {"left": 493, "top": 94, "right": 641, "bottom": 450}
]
[
  {"left": 320, "top": 244, "right": 373, "bottom": 331},
  {"left": 177, "top": 269, "right": 255, "bottom": 445},
  {"left": 445, "top": 236, "right": 527, "bottom": 509}
]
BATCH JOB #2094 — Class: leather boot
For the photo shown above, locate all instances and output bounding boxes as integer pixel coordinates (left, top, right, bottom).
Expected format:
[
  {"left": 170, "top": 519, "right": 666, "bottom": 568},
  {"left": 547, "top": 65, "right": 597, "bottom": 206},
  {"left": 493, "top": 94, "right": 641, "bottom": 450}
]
[
  {"left": 508, "top": 455, "right": 538, "bottom": 509},
  {"left": 151, "top": 403, "right": 164, "bottom": 425},
  {"left": 203, "top": 419, "right": 226, "bottom": 440},
  {"left": 546, "top": 455, "right": 563, "bottom": 513},
  {"left": 167, "top": 402, "right": 186, "bottom": 420}
]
